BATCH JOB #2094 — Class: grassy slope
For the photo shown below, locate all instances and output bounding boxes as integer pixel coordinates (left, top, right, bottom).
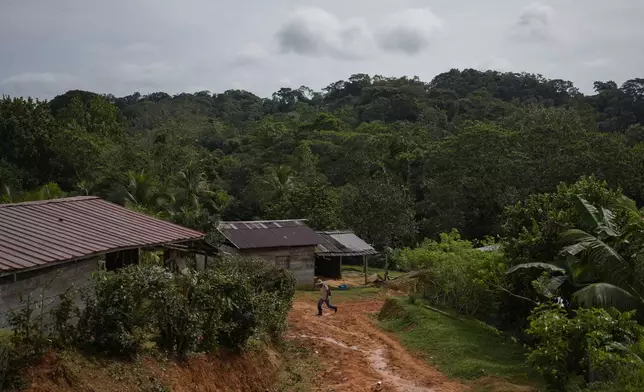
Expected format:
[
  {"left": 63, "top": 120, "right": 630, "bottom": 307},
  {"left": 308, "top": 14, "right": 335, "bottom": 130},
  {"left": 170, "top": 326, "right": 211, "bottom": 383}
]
[
  {"left": 341, "top": 265, "right": 405, "bottom": 279},
  {"left": 379, "top": 297, "right": 543, "bottom": 389},
  {"left": 295, "top": 286, "right": 385, "bottom": 303}
]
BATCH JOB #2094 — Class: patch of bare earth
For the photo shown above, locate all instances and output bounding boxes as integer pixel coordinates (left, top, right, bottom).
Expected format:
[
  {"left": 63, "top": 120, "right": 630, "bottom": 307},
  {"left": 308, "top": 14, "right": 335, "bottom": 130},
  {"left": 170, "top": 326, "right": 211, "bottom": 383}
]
[{"left": 286, "top": 297, "right": 465, "bottom": 392}]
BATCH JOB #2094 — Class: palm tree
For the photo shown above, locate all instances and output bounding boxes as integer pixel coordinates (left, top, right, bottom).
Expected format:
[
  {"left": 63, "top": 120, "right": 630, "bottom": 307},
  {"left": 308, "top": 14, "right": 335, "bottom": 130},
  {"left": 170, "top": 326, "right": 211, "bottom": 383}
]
[
  {"left": 258, "top": 165, "right": 296, "bottom": 218},
  {"left": 173, "top": 165, "right": 215, "bottom": 211},
  {"left": 508, "top": 195, "right": 644, "bottom": 312},
  {"left": 1, "top": 185, "right": 13, "bottom": 203},
  {"left": 261, "top": 165, "right": 295, "bottom": 202},
  {"left": 123, "top": 170, "right": 172, "bottom": 216}
]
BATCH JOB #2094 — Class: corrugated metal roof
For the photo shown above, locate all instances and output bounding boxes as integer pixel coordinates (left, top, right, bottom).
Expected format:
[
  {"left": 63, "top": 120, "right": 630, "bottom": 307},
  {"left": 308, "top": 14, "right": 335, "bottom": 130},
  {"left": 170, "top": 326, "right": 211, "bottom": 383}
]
[
  {"left": 0, "top": 196, "right": 204, "bottom": 273},
  {"left": 476, "top": 244, "right": 501, "bottom": 252},
  {"left": 217, "top": 220, "right": 322, "bottom": 249},
  {"left": 315, "top": 231, "right": 378, "bottom": 256}
]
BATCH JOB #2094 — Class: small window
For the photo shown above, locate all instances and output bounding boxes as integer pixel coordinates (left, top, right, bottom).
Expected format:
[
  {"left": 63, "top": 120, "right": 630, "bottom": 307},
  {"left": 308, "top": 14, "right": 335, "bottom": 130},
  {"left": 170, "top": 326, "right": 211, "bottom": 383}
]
[{"left": 275, "top": 256, "right": 290, "bottom": 269}]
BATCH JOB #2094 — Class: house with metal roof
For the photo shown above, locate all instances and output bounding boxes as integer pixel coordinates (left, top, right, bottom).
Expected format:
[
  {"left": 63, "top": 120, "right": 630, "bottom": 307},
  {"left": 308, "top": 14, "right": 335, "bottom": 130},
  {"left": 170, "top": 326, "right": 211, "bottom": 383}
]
[
  {"left": 0, "top": 196, "right": 215, "bottom": 326},
  {"left": 315, "top": 231, "right": 377, "bottom": 279},
  {"left": 217, "top": 220, "right": 322, "bottom": 285}
]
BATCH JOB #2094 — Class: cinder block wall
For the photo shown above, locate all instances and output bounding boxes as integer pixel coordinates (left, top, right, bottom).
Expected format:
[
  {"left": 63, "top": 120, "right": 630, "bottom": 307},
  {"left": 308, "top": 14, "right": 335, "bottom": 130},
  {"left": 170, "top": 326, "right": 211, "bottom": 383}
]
[{"left": 0, "top": 258, "right": 100, "bottom": 328}]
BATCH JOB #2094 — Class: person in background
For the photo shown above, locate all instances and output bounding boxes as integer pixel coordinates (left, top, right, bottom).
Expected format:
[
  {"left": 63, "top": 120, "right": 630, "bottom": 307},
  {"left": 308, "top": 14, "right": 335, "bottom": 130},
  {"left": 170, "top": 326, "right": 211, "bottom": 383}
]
[{"left": 316, "top": 278, "right": 337, "bottom": 316}]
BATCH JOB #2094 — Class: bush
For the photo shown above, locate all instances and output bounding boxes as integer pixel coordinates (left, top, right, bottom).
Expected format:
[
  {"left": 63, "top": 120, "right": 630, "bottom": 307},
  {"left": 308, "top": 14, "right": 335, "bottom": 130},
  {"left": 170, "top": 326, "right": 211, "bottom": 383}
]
[
  {"left": 526, "top": 303, "right": 644, "bottom": 390},
  {"left": 77, "top": 265, "right": 179, "bottom": 356},
  {"left": 0, "top": 295, "right": 52, "bottom": 390},
  {"left": 51, "top": 288, "right": 78, "bottom": 346},
  {"left": 581, "top": 366, "right": 644, "bottom": 392},
  {"left": 76, "top": 257, "right": 296, "bottom": 357},
  {"left": 502, "top": 176, "right": 627, "bottom": 265},
  {"left": 393, "top": 230, "right": 506, "bottom": 318}
]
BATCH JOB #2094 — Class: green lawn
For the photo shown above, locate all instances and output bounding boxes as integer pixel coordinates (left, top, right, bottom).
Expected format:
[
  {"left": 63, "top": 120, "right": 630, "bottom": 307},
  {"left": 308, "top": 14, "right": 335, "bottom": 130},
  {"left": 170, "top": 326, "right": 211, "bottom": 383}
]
[
  {"left": 379, "top": 297, "right": 543, "bottom": 389},
  {"left": 340, "top": 265, "right": 405, "bottom": 279},
  {"left": 295, "top": 286, "right": 384, "bottom": 303}
]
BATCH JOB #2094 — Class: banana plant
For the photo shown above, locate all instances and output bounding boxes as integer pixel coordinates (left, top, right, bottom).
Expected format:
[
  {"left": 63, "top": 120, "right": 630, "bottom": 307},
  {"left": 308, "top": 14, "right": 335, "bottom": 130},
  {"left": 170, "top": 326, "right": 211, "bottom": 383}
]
[{"left": 507, "top": 195, "right": 644, "bottom": 313}]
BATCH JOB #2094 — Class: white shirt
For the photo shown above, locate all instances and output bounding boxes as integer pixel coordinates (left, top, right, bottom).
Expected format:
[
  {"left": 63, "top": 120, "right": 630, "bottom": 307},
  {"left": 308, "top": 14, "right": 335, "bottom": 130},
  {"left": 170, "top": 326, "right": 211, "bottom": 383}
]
[{"left": 320, "top": 283, "right": 329, "bottom": 300}]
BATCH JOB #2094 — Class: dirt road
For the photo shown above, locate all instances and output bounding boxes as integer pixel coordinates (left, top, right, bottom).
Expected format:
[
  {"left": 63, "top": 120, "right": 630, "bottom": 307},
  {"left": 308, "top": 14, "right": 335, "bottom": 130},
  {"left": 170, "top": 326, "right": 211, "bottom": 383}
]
[{"left": 286, "top": 296, "right": 467, "bottom": 392}]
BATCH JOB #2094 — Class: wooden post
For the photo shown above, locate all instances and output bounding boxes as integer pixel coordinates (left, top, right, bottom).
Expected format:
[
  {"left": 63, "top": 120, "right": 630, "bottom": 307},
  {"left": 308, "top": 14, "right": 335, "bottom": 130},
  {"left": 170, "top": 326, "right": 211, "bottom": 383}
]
[
  {"left": 364, "top": 255, "right": 368, "bottom": 284},
  {"left": 339, "top": 255, "right": 343, "bottom": 279}
]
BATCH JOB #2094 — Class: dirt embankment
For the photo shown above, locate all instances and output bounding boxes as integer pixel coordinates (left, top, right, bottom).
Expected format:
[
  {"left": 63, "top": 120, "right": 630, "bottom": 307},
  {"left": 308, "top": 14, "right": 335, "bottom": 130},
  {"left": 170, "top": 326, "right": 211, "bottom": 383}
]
[{"left": 24, "top": 347, "right": 281, "bottom": 392}]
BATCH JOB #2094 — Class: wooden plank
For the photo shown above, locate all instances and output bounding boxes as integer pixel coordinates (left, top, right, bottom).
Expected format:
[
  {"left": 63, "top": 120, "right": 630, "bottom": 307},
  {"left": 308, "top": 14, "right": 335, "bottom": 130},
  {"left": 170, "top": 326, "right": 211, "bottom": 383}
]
[{"left": 363, "top": 255, "right": 368, "bottom": 284}]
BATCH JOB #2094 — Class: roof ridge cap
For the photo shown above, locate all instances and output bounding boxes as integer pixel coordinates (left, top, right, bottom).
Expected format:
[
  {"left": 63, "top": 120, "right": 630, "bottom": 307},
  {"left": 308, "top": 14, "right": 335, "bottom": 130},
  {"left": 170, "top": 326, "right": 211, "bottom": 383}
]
[{"left": 0, "top": 196, "right": 100, "bottom": 208}]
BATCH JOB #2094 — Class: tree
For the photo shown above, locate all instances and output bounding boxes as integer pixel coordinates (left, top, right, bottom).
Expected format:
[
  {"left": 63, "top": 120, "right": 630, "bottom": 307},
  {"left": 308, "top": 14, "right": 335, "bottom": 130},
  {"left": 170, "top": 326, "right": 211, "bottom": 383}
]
[
  {"left": 502, "top": 176, "right": 626, "bottom": 264},
  {"left": 340, "top": 176, "right": 417, "bottom": 249},
  {"left": 507, "top": 195, "right": 644, "bottom": 313},
  {"left": 289, "top": 180, "right": 343, "bottom": 230}
]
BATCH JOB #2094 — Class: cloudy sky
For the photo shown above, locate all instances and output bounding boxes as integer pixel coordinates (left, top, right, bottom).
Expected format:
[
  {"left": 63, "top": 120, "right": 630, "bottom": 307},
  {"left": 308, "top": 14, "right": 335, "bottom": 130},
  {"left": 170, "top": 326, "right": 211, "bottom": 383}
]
[{"left": 1, "top": 0, "right": 643, "bottom": 99}]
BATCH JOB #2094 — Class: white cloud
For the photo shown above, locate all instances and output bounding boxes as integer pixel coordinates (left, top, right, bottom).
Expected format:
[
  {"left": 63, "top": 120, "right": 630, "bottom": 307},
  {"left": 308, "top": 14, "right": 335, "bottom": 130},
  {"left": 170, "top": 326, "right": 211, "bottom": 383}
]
[
  {"left": 512, "top": 2, "right": 556, "bottom": 42},
  {"left": 1, "top": 72, "right": 75, "bottom": 85},
  {"left": 583, "top": 57, "right": 614, "bottom": 68},
  {"left": 279, "top": 77, "right": 292, "bottom": 87},
  {"left": 276, "top": 7, "right": 374, "bottom": 60},
  {"left": 477, "top": 57, "right": 513, "bottom": 72},
  {"left": 114, "top": 62, "right": 175, "bottom": 87},
  {"left": 377, "top": 8, "right": 444, "bottom": 55},
  {"left": 231, "top": 43, "right": 268, "bottom": 66}
]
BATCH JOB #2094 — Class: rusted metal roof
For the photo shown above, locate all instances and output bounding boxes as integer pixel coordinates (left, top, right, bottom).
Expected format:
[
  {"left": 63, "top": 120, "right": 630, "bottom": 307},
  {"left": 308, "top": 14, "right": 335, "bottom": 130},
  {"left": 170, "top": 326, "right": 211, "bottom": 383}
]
[
  {"left": 217, "top": 220, "right": 322, "bottom": 249},
  {"left": 0, "top": 196, "right": 204, "bottom": 274},
  {"left": 315, "top": 231, "right": 378, "bottom": 257}
]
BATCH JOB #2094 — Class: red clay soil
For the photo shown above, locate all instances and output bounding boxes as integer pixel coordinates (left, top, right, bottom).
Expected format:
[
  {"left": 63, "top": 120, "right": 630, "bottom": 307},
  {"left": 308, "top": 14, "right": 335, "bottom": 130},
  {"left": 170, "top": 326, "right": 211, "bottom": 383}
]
[
  {"left": 286, "top": 297, "right": 467, "bottom": 392},
  {"left": 24, "top": 348, "right": 280, "bottom": 392},
  {"left": 25, "top": 295, "right": 530, "bottom": 392}
]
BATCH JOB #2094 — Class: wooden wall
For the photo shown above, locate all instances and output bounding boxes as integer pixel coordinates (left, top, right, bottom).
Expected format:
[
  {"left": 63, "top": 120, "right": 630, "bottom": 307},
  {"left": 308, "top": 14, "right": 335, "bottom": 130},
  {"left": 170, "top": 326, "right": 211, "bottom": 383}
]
[{"left": 239, "top": 246, "right": 315, "bottom": 286}]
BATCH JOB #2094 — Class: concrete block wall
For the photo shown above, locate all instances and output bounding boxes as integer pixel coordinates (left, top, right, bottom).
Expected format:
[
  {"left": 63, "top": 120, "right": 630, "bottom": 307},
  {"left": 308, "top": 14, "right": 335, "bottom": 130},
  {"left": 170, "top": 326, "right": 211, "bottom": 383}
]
[{"left": 0, "top": 258, "right": 100, "bottom": 328}]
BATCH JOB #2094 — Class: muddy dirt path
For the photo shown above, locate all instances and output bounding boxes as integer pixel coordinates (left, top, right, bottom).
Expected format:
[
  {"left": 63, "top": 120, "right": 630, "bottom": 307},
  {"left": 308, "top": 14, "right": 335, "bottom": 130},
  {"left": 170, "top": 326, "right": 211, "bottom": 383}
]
[{"left": 286, "top": 297, "right": 467, "bottom": 392}]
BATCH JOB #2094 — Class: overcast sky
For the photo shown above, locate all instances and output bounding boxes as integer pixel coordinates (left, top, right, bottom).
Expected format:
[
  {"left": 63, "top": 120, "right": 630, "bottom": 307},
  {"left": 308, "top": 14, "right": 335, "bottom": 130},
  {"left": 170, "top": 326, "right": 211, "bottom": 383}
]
[{"left": 1, "top": 0, "right": 643, "bottom": 99}]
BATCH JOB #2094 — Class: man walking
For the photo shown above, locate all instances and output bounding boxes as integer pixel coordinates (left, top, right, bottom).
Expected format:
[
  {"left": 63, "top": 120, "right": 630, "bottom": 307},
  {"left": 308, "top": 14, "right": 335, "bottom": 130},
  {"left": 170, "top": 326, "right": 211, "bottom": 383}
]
[{"left": 316, "top": 278, "right": 337, "bottom": 316}]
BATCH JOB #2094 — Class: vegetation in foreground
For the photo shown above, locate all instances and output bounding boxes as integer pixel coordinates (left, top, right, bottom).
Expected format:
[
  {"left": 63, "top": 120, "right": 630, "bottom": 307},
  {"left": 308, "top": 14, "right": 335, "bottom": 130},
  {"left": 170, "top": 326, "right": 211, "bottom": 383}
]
[
  {"left": 0, "top": 257, "right": 296, "bottom": 390},
  {"left": 388, "top": 177, "right": 644, "bottom": 391},
  {"left": 378, "top": 297, "right": 540, "bottom": 389}
]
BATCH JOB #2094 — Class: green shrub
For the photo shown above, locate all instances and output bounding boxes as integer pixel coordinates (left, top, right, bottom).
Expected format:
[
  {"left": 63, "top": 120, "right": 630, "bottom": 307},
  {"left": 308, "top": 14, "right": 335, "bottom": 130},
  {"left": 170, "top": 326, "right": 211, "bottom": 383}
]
[
  {"left": 51, "top": 288, "right": 78, "bottom": 346},
  {"left": 0, "top": 333, "right": 16, "bottom": 390},
  {"left": 502, "top": 176, "right": 627, "bottom": 265},
  {"left": 76, "top": 265, "right": 172, "bottom": 357},
  {"left": 393, "top": 230, "right": 506, "bottom": 318},
  {"left": 151, "top": 270, "right": 204, "bottom": 356},
  {"left": 0, "top": 296, "right": 51, "bottom": 390},
  {"left": 76, "top": 257, "right": 296, "bottom": 357},
  {"left": 526, "top": 303, "right": 643, "bottom": 390},
  {"left": 581, "top": 365, "right": 644, "bottom": 392}
]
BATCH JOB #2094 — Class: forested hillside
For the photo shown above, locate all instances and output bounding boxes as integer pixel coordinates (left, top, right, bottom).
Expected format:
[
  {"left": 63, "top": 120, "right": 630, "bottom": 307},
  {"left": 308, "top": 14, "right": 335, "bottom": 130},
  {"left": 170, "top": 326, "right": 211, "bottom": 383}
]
[{"left": 2, "top": 69, "right": 644, "bottom": 247}]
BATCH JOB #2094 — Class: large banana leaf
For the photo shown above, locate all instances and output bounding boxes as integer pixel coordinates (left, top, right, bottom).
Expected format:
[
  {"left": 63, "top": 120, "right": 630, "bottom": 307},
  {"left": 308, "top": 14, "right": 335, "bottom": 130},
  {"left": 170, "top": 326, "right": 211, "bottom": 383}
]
[
  {"left": 560, "top": 228, "right": 632, "bottom": 288},
  {"left": 574, "top": 196, "right": 620, "bottom": 238},
  {"left": 506, "top": 262, "right": 566, "bottom": 275},
  {"left": 560, "top": 229, "right": 625, "bottom": 265},
  {"left": 572, "top": 283, "right": 640, "bottom": 310}
]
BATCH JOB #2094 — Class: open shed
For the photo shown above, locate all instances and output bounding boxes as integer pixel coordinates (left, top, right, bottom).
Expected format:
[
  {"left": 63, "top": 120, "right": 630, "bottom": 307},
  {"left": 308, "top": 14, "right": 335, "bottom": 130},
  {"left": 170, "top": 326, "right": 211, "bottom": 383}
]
[
  {"left": 315, "top": 231, "right": 377, "bottom": 280},
  {"left": 0, "top": 196, "right": 216, "bottom": 327}
]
